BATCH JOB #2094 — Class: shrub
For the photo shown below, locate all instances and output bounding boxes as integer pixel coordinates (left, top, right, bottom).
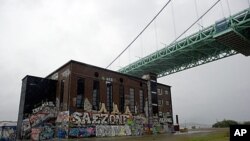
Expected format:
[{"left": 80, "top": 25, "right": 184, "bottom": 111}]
[{"left": 212, "top": 119, "right": 238, "bottom": 128}]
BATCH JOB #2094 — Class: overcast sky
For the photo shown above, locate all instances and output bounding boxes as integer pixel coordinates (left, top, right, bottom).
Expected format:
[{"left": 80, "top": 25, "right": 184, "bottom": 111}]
[{"left": 0, "top": 0, "right": 250, "bottom": 125}]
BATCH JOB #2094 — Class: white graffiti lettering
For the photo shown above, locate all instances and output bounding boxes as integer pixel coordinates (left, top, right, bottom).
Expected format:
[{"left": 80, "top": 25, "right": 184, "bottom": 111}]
[
  {"left": 70, "top": 112, "right": 130, "bottom": 125},
  {"left": 101, "top": 114, "right": 108, "bottom": 124}
]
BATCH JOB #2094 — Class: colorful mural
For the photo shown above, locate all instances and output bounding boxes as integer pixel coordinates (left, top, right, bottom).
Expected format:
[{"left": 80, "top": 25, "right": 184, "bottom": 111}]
[
  {"left": 21, "top": 102, "right": 57, "bottom": 140},
  {"left": 56, "top": 111, "right": 69, "bottom": 139},
  {"left": 0, "top": 122, "right": 16, "bottom": 141},
  {"left": 96, "top": 125, "right": 131, "bottom": 137},
  {"left": 69, "top": 126, "right": 96, "bottom": 137},
  {"left": 31, "top": 125, "right": 55, "bottom": 141},
  {"left": 19, "top": 101, "right": 172, "bottom": 140}
]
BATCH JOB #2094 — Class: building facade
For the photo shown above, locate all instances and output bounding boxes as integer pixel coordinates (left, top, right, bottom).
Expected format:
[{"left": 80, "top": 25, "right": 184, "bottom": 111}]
[{"left": 17, "top": 60, "right": 173, "bottom": 140}]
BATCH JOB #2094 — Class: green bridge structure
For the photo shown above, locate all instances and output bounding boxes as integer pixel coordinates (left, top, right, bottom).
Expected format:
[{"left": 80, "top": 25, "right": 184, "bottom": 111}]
[{"left": 118, "top": 8, "right": 250, "bottom": 78}]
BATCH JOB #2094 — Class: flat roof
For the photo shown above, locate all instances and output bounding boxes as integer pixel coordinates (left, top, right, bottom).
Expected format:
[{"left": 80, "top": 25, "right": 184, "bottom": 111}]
[
  {"left": 46, "top": 60, "right": 171, "bottom": 87},
  {"left": 46, "top": 60, "right": 148, "bottom": 82}
]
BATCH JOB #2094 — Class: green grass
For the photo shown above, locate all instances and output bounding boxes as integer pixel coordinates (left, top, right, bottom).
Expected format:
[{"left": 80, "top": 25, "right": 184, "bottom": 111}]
[{"left": 189, "top": 129, "right": 229, "bottom": 141}]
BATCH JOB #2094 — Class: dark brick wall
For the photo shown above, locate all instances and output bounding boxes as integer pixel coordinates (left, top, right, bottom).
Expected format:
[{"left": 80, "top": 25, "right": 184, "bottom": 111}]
[{"left": 47, "top": 60, "right": 172, "bottom": 116}]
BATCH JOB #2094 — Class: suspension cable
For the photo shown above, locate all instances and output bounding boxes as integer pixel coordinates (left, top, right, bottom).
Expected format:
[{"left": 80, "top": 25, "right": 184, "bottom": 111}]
[
  {"left": 194, "top": 0, "right": 204, "bottom": 29},
  {"left": 171, "top": 1, "right": 177, "bottom": 39},
  {"left": 220, "top": 0, "right": 225, "bottom": 18},
  {"left": 106, "top": 0, "right": 172, "bottom": 69},
  {"left": 168, "top": 0, "right": 221, "bottom": 47},
  {"left": 226, "top": 0, "right": 231, "bottom": 15},
  {"left": 194, "top": 0, "right": 200, "bottom": 29},
  {"left": 154, "top": 20, "right": 159, "bottom": 51}
]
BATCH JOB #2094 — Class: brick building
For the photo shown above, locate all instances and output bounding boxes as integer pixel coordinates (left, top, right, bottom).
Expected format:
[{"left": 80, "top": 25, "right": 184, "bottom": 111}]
[{"left": 17, "top": 60, "right": 173, "bottom": 140}]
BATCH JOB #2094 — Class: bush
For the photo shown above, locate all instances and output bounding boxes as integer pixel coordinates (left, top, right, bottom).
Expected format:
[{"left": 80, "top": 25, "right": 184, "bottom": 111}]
[
  {"left": 243, "top": 121, "right": 250, "bottom": 125},
  {"left": 212, "top": 119, "right": 238, "bottom": 128}
]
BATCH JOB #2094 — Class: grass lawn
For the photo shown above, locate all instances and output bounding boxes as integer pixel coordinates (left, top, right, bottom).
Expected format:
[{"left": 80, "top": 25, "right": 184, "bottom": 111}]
[{"left": 187, "top": 128, "right": 229, "bottom": 141}]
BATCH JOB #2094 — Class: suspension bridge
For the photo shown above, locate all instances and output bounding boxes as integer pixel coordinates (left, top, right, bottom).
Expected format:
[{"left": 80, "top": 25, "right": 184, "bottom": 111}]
[{"left": 113, "top": 2, "right": 250, "bottom": 78}]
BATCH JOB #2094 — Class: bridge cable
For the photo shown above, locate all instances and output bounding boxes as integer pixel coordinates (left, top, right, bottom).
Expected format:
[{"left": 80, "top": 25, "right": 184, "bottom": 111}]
[
  {"left": 140, "top": 34, "right": 144, "bottom": 57},
  {"left": 168, "top": 0, "right": 221, "bottom": 47},
  {"left": 106, "top": 0, "right": 172, "bottom": 69},
  {"left": 154, "top": 20, "right": 159, "bottom": 51},
  {"left": 226, "top": 0, "right": 231, "bottom": 15},
  {"left": 171, "top": 1, "right": 177, "bottom": 39},
  {"left": 220, "top": 0, "right": 225, "bottom": 18},
  {"left": 194, "top": 0, "right": 200, "bottom": 29},
  {"left": 194, "top": 0, "right": 204, "bottom": 29}
]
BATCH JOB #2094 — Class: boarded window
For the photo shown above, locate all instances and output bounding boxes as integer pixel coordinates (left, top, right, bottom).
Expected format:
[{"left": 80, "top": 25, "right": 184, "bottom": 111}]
[
  {"left": 76, "top": 78, "right": 84, "bottom": 108},
  {"left": 129, "top": 88, "right": 135, "bottom": 113},
  {"left": 157, "top": 88, "right": 162, "bottom": 95},
  {"left": 60, "top": 80, "right": 65, "bottom": 108},
  {"left": 165, "top": 90, "right": 169, "bottom": 95},
  {"left": 139, "top": 90, "right": 144, "bottom": 113},
  {"left": 119, "top": 85, "right": 125, "bottom": 113},
  {"left": 92, "top": 80, "right": 100, "bottom": 110},
  {"left": 106, "top": 82, "right": 113, "bottom": 112},
  {"left": 158, "top": 100, "right": 163, "bottom": 105}
]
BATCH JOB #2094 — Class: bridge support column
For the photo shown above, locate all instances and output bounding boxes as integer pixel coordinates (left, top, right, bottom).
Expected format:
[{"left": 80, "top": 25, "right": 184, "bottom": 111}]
[{"left": 142, "top": 73, "right": 159, "bottom": 130}]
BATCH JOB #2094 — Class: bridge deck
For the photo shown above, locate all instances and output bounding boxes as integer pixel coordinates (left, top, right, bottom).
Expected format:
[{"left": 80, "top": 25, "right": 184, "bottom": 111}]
[{"left": 118, "top": 8, "right": 250, "bottom": 78}]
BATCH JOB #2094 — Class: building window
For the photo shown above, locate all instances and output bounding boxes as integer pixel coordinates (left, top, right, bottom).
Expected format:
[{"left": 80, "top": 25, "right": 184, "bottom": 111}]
[
  {"left": 150, "top": 82, "right": 157, "bottom": 92},
  {"left": 106, "top": 82, "right": 113, "bottom": 112},
  {"left": 159, "top": 112, "right": 163, "bottom": 117},
  {"left": 94, "top": 72, "right": 99, "bottom": 77},
  {"left": 139, "top": 90, "right": 144, "bottom": 113},
  {"left": 60, "top": 80, "right": 65, "bottom": 108},
  {"left": 158, "top": 100, "right": 163, "bottom": 106},
  {"left": 166, "top": 101, "right": 170, "bottom": 106},
  {"left": 119, "top": 85, "right": 125, "bottom": 113},
  {"left": 165, "top": 90, "right": 169, "bottom": 95},
  {"left": 125, "top": 90, "right": 130, "bottom": 111},
  {"left": 92, "top": 80, "right": 100, "bottom": 111},
  {"left": 157, "top": 88, "right": 162, "bottom": 95},
  {"left": 129, "top": 88, "right": 135, "bottom": 113},
  {"left": 76, "top": 78, "right": 85, "bottom": 108},
  {"left": 152, "top": 105, "right": 158, "bottom": 115}
]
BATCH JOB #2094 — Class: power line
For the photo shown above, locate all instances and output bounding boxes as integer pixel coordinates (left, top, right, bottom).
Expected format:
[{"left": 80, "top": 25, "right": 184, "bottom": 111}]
[{"left": 106, "top": 0, "right": 172, "bottom": 69}]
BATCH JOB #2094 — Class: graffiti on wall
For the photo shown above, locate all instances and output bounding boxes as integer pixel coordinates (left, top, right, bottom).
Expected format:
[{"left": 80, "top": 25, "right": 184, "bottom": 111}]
[
  {"left": 31, "top": 128, "right": 41, "bottom": 141},
  {"left": 41, "top": 124, "right": 54, "bottom": 140},
  {"left": 20, "top": 101, "right": 172, "bottom": 139},
  {"left": 96, "top": 125, "right": 131, "bottom": 137},
  {"left": 70, "top": 112, "right": 130, "bottom": 125},
  {"left": 21, "top": 102, "right": 57, "bottom": 139},
  {"left": 61, "top": 69, "right": 70, "bottom": 78},
  {"left": 84, "top": 98, "right": 92, "bottom": 112},
  {"left": 0, "top": 126, "right": 16, "bottom": 141},
  {"left": 126, "top": 115, "right": 147, "bottom": 136},
  {"left": 56, "top": 111, "right": 69, "bottom": 123},
  {"left": 31, "top": 125, "right": 54, "bottom": 141},
  {"left": 32, "top": 102, "right": 55, "bottom": 114},
  {"left": 28, "top": 102, "right": 57, "bottom": 128},
  {"left": 69, "top": 126, "right": 96, "bottom": 137},
  {"left": 56, "top": 111, "right": 69, "bottom": 139}
]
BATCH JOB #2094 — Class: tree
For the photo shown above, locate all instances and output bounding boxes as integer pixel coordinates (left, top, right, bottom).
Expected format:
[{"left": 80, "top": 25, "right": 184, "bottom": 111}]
[
  {"left": 212, "top": 119, "right": 238, "bottom": 128},
  {"left": 243, "top": 121, "right": 250, "bottom": 125}
]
